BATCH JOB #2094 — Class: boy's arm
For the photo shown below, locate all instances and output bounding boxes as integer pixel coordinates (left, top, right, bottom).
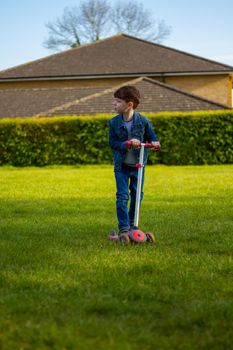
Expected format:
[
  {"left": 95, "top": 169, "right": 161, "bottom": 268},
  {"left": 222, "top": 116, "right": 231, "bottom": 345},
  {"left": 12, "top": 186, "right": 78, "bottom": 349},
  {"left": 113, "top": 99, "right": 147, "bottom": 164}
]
[
  {"left": 145, "top": 119, "right": 159, "bottom": 142},
  {"left": 109, "top": 121, "right": 127, "bottom": 152},
  {"left": 145, "top": 119, "right": 161, "bottom": 149}
]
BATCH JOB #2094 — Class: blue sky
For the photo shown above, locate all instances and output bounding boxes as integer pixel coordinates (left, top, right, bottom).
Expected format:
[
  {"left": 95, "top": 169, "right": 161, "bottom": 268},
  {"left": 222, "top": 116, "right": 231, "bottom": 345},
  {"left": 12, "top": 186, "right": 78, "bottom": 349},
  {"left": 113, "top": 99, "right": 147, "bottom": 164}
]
[{"left": 0, "top": 0, "right": 233, "bottom": 71}]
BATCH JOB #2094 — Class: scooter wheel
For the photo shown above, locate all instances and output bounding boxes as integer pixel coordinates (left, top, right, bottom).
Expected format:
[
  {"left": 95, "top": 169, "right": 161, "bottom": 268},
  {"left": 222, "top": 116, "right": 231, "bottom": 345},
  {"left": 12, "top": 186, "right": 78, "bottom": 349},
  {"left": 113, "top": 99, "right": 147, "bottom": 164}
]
[
  {"left": 129, "top": 229, "right": 147, "bottom": 243},
  {"left": 145, "top": 232, "right": 155, "bottom": 244},
  {"left": 119, "top": 234, "right": 130, "bottom": 244}
]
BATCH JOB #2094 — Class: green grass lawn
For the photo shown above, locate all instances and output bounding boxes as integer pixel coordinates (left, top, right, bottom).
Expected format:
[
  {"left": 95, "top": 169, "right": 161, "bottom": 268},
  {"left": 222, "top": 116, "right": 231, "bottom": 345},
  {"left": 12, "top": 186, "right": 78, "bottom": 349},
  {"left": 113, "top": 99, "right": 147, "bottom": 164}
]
[{"left": 0, "top": 165, "right": 233, "bottom": 350}]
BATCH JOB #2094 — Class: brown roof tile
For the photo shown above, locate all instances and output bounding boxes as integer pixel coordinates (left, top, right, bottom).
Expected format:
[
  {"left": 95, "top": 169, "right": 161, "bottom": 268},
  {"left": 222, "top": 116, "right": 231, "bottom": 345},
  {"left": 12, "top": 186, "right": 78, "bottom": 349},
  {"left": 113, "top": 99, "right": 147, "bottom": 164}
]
[{"left": 0, "top": 34, "right": 232, "bottom": 80}]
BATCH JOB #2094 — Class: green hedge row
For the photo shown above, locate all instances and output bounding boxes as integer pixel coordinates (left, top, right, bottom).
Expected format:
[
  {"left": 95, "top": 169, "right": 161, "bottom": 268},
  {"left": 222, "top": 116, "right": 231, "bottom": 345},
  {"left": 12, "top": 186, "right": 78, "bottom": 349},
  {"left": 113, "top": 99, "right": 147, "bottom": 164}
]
[{"left": 0, "top": 110, "right": 232, "bottom": 166}]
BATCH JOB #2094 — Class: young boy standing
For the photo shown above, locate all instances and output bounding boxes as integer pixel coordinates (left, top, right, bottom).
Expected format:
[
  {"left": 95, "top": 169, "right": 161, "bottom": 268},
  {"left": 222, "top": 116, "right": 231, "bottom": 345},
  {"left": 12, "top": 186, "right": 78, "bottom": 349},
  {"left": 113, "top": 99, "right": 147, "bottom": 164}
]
[{"left": 109, "top": 85, "right": 160, "bottom": 238}]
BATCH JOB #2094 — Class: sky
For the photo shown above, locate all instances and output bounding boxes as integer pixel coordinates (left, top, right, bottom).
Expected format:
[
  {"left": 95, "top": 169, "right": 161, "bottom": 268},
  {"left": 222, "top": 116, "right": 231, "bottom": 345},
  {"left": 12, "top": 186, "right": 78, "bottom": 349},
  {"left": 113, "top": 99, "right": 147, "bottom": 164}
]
[{"left": 0, "top": 0, "right": 233, "bottom": 71}]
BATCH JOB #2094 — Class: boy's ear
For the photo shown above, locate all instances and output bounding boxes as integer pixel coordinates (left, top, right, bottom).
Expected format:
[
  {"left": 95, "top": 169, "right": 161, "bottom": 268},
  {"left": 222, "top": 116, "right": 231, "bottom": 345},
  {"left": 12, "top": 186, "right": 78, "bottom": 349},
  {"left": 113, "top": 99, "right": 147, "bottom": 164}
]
[{"left": 127, "top": 101, "right": 134, "bottom": 109}]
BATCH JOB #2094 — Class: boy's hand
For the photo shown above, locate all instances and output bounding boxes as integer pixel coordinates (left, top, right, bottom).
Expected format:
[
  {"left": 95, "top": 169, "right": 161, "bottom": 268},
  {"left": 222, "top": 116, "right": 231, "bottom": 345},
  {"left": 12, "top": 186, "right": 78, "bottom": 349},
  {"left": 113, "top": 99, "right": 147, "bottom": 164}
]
[
  {"left": 130, "top": 139, "right": 141, "bottom": 148},
  {"left": 151, "top": 141, "right": 161, "bottom": 150}
]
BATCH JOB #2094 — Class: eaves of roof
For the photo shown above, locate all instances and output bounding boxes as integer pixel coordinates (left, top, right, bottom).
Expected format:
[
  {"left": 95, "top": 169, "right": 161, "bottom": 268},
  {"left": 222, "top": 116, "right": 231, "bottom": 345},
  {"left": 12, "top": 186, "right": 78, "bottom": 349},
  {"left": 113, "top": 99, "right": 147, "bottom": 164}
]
[{"left": 0, "top": 70, "right": 232, "bottom": 82}]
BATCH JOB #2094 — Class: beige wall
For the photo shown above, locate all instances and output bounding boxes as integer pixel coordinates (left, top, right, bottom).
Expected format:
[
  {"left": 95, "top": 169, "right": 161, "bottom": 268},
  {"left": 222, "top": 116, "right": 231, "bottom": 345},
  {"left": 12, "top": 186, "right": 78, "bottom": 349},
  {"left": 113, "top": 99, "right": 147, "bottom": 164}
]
[{"left": 163, "top": 74, "right": 232, "bottom": 107}]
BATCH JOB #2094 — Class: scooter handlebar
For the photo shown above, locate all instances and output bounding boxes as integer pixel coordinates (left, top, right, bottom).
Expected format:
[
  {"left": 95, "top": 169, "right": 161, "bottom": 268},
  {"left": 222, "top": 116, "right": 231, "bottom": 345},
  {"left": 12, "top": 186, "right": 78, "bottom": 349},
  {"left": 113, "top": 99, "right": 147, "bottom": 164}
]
[{"left": 125, "top": 141, "right": 161, "bottom": 150}]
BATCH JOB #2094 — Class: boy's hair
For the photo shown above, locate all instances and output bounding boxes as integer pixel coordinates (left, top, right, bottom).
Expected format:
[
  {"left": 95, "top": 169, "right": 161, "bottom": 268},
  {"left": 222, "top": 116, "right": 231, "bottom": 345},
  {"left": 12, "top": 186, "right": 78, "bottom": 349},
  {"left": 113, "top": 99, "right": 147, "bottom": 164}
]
[{"left": 114, "top": 85, "right": 140, "bottom": 109}]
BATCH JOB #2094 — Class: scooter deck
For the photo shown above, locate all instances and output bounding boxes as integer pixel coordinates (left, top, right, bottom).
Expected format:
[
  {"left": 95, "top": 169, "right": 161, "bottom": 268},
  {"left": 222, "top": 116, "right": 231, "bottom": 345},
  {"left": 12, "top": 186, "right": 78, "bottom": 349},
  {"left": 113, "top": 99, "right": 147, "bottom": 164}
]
[{"left": 108, "top": 229, "right": 155, "bottom": 244}]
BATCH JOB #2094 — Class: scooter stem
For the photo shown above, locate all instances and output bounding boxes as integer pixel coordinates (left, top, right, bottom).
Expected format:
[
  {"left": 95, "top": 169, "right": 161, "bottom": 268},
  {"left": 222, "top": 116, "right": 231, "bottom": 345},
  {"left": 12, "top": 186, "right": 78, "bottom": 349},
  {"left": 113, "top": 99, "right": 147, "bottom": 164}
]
[{"left": 134, "top": 143, "right": 145, "bottom": 228}]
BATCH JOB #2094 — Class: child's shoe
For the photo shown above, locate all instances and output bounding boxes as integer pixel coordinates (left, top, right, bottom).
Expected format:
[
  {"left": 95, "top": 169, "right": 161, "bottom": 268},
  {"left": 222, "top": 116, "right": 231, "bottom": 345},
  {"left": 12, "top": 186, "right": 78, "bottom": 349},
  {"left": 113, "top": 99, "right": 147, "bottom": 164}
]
[{"left": 118, "top": 229, "right": 130, "bottom": 244}]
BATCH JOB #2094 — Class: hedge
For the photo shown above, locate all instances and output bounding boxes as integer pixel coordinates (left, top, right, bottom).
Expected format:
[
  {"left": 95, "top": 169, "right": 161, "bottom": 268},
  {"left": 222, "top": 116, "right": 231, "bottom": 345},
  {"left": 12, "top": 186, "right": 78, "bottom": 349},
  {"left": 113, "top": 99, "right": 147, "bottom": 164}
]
[{"left": 0, "top": 110, "right": 232, "bottom": 166}]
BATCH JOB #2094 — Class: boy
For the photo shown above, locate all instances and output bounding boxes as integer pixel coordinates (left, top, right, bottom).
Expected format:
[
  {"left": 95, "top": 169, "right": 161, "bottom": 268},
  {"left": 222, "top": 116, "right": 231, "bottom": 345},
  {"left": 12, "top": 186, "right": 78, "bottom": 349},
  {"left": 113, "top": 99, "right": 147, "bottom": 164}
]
[{"left": 109, "top": 85, "right": 160, "bottom": 238}]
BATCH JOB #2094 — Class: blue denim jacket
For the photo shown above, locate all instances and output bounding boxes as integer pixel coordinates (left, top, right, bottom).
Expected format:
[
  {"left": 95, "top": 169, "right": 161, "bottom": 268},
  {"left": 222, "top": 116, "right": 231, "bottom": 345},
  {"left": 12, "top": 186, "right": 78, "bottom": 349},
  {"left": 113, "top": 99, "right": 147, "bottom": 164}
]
[{"left": 109, "top": 112, "right": 159, "bottom": 171}]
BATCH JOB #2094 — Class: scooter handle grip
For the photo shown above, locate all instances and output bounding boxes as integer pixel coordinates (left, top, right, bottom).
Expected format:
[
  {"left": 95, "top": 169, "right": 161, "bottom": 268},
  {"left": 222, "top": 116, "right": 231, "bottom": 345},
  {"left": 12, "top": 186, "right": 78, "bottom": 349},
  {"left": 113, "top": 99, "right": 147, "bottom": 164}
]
[
  {"left": 125, "top": 140, "right": 133, "bottom": 148},
  {"left": 144, "top": 143, "right": 161, "bottom": 150},
  {"left": 125, "top": 141, "right": 160, "bottom": 150}
]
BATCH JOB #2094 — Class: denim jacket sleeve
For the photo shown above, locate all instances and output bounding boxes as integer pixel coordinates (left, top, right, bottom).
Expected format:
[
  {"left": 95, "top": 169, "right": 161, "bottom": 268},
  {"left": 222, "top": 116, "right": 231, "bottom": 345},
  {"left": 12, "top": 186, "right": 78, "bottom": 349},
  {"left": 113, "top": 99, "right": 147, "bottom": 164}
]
[
  {"left": 109, "top": 119, "right": 127, "bottom": 153},
  {"left": 144, "top": 118, "right": 159, "bottom": 142}
]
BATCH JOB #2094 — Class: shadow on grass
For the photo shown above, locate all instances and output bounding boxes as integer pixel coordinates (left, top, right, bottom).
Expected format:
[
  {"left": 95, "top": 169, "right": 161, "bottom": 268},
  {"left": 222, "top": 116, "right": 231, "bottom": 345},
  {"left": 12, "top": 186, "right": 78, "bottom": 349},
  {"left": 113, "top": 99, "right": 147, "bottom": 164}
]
[
  {"left": 1, "top": 195, "right": 233, "bottom": 349},
  {"left": 1, "top": 248, "right": 233, "bottom": 350},
  {"left": 1, "top": 195, "right": 232, "bottom": 257}
]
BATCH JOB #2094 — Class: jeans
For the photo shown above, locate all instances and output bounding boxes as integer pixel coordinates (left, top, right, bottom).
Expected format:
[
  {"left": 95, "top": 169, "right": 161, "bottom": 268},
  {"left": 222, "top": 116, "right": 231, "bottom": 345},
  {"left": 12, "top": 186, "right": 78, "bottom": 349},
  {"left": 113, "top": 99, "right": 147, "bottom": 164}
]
[{"left": 114, "top": 164, "right": 145, "bottom": 233}]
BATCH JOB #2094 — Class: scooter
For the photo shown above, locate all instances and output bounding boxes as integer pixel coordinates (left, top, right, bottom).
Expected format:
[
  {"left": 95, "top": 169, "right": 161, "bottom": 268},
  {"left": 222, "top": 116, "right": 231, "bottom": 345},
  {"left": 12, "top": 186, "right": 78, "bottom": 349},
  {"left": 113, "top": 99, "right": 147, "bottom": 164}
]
[{"left": 108, "top": 141, "right": 160, "bottom": 244}]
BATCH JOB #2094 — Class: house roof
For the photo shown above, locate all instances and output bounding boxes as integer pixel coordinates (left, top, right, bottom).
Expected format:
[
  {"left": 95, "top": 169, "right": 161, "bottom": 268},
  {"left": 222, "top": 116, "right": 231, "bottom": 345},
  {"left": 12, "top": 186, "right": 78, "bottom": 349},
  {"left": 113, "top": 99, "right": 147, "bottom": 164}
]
[
  {"left": 0, "top": 34, "right": 232, "bottom": 81},
  {"left": 0, "top": 86, "right": 105, "bottom": 118},
  {"left": 41, "top": 77, "right": 229, "bottom": 116},
  {"left": 0, "top": 77, "right": 228, "bottom": 119}
]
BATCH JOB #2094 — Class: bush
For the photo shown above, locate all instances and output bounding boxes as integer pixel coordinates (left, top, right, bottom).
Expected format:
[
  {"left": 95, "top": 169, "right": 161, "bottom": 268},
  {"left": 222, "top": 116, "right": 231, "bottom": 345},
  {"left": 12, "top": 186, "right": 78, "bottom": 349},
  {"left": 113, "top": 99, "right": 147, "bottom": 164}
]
[
  {"left": 148, "top": 110, "right": 233, "bottom": 165},
  {"left": 0, "top": 111, "right": 232, "bottom": 166}
]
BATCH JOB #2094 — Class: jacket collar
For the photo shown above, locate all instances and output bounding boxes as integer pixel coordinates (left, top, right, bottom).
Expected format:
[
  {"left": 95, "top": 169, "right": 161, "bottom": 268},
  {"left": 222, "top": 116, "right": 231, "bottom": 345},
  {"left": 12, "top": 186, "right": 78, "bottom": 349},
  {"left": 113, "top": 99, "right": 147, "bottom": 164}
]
[{"left": 115, "top": 112, "right": 142, "bottom": 128}]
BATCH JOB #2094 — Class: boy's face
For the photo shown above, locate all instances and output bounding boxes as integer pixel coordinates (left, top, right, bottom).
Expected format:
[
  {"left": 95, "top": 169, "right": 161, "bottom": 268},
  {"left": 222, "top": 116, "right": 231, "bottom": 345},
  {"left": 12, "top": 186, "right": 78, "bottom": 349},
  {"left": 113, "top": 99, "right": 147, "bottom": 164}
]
[{"left": 113, "top": 98, "right": 133, "bottom": 113}]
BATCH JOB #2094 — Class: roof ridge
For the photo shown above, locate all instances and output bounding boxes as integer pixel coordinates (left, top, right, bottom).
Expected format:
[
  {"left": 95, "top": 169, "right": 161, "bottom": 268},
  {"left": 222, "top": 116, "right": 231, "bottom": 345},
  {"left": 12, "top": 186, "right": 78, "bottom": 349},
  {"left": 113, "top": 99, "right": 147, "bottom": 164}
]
[
  {"left": 33, "top": 77, "right": 144, "bottom": 117},
  {"left": 141, "top": 77, "right": 230, "bottom": 109}
]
